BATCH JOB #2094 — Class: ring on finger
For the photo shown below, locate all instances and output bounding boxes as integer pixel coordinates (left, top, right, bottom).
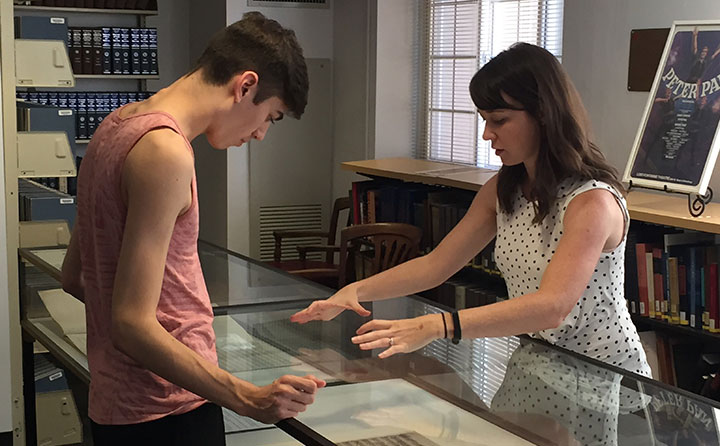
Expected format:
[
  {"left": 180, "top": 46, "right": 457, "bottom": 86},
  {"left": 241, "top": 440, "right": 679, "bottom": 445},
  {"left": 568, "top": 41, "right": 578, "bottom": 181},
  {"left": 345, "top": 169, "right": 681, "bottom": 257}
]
[{"left": 388, "top": 337, "right": 394, "bottom": 347}]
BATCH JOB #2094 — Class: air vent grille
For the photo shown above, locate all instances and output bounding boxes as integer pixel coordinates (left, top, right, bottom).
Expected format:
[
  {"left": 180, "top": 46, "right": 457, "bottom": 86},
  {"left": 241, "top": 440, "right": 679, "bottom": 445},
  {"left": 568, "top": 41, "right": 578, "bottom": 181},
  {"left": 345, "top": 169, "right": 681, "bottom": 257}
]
[{"left": 259, "top": 204, "right": 324, "bottom": 262}]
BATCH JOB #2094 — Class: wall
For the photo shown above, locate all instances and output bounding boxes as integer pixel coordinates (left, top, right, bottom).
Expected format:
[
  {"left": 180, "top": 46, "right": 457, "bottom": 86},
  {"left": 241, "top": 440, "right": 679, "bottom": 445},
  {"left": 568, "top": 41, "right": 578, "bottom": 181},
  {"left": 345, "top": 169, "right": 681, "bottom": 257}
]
[
  {"left": 331, "top": 0, "right": 372, "bottom": 200},
  {"left": 226, "top": 2, "right": 333, "bottom": 60},
  {"left": 373, "top": 0, "right": 418, "bottom": 160},
  {"left": 331, "top": 0, "right": 420, "bottom": 201},
  {"left": 185, "top": 0, "right": 228, "bottom": 248},
  {"left": 198, "top": 1, "right": 419, "bottom": 253},
  {"left": 225, "top": 1, "right": 334, "bottom": 256},
  {"left": 562, "top": 0, "right": 720, "bottom": 196},
  {"left": 147, "top": 0, "right": 191, "bottom": 90}
]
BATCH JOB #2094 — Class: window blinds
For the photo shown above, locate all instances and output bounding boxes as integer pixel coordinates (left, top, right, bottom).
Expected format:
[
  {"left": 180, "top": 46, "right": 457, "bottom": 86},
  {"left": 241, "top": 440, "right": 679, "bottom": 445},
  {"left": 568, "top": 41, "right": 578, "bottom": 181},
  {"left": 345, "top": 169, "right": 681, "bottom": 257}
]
[
  {"left": 421, "top": 0, "right": 564, "bottom": 167},
  {"left": 416, "top": 301, "right": 521, "bottom": 406}
]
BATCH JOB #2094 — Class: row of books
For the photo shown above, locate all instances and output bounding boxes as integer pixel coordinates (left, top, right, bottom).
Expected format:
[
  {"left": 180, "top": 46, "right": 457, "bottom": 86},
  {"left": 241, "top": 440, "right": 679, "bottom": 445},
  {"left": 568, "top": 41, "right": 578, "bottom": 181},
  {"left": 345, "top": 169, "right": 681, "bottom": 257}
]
[
  {"left": 643, "top": 330, "right": 720, "bottom": 403},
  {"left": 350, "top": 179, "right": 476, "bottom": 252},
  {"left": 68, "top": 27, "right": 158, "bottom": 75},
  {"left": 17, "top": 91, "right": 153, "bottom": 140},
  {"left": 420, "top": 267, "right": 508, "bottom": 310},
  {"left": 349, "top": 178, "right": 502, "bottom": 276},
  {"left": 350, "top": 179, "right": 427, "bottom": 227},
  {"left": 629, "top": 230, "right": 720, "bottom": 332},
  {"left": 16, "top": 0, "right": 158, "bottom": 10}
]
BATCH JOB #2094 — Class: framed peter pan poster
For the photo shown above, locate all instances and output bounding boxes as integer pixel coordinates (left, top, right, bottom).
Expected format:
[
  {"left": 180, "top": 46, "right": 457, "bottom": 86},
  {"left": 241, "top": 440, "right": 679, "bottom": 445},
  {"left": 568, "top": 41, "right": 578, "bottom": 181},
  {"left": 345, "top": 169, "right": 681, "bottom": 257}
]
[{"left": 624, "top": 21, "right": 720, "bottom": 195}]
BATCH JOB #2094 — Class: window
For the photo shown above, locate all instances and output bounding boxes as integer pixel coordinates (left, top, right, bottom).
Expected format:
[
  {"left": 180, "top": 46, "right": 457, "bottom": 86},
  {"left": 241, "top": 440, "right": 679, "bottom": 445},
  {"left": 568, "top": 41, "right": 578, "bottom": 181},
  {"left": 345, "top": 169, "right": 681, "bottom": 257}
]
[{"left": 421, "top": 0, "right": 564, "bottom": 167}]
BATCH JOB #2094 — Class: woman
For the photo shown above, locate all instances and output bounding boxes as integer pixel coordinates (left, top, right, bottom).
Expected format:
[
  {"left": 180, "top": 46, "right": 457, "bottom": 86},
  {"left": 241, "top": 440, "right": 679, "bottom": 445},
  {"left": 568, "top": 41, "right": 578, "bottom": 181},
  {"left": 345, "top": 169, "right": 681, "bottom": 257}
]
[{"left": 291, "top": 42, "right": 651, "bottom": 377}]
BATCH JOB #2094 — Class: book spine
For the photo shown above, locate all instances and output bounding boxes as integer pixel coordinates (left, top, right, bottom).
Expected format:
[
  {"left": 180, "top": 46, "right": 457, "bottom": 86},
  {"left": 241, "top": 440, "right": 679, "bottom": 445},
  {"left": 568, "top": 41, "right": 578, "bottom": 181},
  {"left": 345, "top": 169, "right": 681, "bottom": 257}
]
[
  {"left": 86, "top": 93, "right": 97, "bottom": 138},
  {"left": 140, "top": 28, "right": 150, "bottom": 74},
  {"left": 76, "top": 93, "right": 88, "bottom": 140},
  {"left": 679, "top": 262, "right": 689, "bottom": 325},
  {"left": 120, "top": 28, "right": 130, "bottom": 75},
  {"left": 148, "top": 28, "right": 158, "bottom": 75},
  {"left": 111, "top": 28, "right": 122, "bottom": 74},
  {"left": 636, "top": 244, "right": 650, "bottom": 317},
  {"left": 669, "top": 257, "right": 680, "bottom": 324},
  {"left": 101, "top": 27, "right": 112, "bottom": 74},
  {"left": 367, "top": 190, "right": 377, "bottom": 224},
  {"left": 81, "top": 28, "right": 93, "bottom": 75},
  {"left": 646, "top": 252, "right": 655, "bottom": 318},
  {"left": 662, "top": 252, "right": 670, "bottom": 320},
  {"left": 653, "top": 248, "right": 663, "bottom": 319},
  {"left": 70, "top": 28, "right": 83, "bottom": 74},
  {"left": 92, "top": 28, "right": 103, "bottom": 74},
  {"left": 711, "top": 262, "right": 719, "bottom": 332},
  {"left": 689, "top": 247, "right": 698, "bottom": 327},
  {"left": 701, "top": 267, "right": 708, "bottom": 330},
  {"left": 130, "top": 28, "right": 141, "bottom": 75}
]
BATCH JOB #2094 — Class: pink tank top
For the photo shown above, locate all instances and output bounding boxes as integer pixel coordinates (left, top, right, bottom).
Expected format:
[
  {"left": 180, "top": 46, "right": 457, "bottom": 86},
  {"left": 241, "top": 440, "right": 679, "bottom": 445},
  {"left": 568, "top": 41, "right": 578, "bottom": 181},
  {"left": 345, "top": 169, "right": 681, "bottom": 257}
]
[{"left": 77, "top": 105, "right": 218, "bottom": 425}]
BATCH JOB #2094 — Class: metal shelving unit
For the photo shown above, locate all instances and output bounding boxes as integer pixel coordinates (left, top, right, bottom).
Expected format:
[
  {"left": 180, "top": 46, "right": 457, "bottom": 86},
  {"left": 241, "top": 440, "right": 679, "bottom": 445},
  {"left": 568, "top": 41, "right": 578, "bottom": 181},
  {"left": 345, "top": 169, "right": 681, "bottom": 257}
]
[
  {"left": 6, "top": 4, "right": 159, "bottom": 444},
  {"left": 2, "top": 2, "right": 23, "bottom": 443}
]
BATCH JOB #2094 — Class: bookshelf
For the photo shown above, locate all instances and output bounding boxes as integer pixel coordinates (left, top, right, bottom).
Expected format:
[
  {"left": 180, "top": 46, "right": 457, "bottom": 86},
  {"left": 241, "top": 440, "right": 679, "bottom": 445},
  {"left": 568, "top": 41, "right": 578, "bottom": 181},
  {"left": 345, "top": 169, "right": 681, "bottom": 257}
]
[
  {"left": 5, "top": 4, "right": 161, "bottom": 443},
  {"left": 342, "top": 158, "right": 720, "bottom": 235},
  {"left": 14, "top": 5, "right": 158, "bottom": 15},
  {"left": 342, "top": 158, "right": 493, "bottom": 192},
  {"left": 15, "top": 5, "right": 159, "bottom": 192},
  {"left": 343, "top": 158, "right": 720, "bottom": 350},
  {"left": 627, "top": 191, "right": 720, "bottom": 235},
  {"left": 632, "top": 315, "right": 720, "bottom": 344},
  {"left": 74, "top": 74, "right": 159, "bottom": 79},
  {"left": 0, "top": 1, "right": 23, "bottom": 441}
]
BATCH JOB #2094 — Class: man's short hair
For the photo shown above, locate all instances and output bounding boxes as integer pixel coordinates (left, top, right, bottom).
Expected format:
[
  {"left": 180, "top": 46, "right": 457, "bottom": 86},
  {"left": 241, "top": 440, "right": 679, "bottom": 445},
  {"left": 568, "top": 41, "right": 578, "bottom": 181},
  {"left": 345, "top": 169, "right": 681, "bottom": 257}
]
[{"left": 190, "top": 12, "right": 308, "bottom": 118}]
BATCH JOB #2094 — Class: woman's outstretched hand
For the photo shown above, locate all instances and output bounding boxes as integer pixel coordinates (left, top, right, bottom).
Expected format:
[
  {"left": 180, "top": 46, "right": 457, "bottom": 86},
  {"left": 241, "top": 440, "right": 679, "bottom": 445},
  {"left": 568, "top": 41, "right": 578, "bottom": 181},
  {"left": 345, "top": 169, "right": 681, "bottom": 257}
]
[
  {"left": 351, "top": 315, "right": 443, "bottom": 359},
  {"left": 290, "top": 285, "right": 371, "bottom": 324}
]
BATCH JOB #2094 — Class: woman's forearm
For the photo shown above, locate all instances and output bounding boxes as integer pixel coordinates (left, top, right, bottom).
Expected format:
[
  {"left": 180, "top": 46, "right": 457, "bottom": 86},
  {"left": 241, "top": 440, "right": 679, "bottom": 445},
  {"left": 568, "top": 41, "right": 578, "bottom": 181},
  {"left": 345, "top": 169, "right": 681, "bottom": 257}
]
[
  {"left": 355, "top": 253, "right": 451, "bottom": 303},
  {"left": 456, "top": 292, "right": 566, "bottom": 339}
]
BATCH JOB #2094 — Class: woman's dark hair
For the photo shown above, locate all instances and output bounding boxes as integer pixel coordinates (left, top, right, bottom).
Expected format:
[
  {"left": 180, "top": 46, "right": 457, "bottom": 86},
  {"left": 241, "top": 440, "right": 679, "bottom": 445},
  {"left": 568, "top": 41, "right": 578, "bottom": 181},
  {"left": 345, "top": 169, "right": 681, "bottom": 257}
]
[
  {"left": 469, "top": 42, "right": 623, "bottom": 223},
  {"left": 189, "top": 12, "right": 308, "bottom": 118}
]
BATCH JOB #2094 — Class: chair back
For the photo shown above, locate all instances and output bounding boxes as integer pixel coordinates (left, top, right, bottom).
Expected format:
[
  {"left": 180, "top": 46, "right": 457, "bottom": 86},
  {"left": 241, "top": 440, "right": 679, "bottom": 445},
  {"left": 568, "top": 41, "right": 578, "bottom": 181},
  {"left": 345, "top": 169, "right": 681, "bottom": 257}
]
[{"left": 338, "top": 223, "right": 423, "bottom": 288}]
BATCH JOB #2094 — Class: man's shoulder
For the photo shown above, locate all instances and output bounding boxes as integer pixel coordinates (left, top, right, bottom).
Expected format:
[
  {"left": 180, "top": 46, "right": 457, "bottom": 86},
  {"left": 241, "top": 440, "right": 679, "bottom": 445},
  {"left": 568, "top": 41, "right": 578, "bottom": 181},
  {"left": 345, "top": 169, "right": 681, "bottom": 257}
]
[
  {"left": 122, "top": 128, "right": 195, "bottom": 194},
  {"left": 128, "top": 129, "right": 194, "bottom": 174},
  {"left": 136, "top": 127, "right": 189, "bottom": 154}
]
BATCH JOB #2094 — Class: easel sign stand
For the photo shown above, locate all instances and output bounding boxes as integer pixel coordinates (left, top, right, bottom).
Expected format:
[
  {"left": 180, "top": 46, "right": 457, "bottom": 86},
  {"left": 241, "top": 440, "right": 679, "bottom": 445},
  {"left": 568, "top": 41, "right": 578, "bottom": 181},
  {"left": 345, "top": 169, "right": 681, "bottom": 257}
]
[
  {"left": 627, "top": 180, "right": 714, "bottom": 217},
  {"left": 623, "top": 20, "right": 720, "bottom": 218}
]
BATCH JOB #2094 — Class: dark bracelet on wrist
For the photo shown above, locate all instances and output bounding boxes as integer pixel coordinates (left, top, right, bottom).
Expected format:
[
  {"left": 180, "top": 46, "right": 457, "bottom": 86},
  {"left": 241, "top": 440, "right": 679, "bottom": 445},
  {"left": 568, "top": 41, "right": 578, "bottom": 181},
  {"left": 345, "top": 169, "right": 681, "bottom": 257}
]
[
  {"left": 451, "top": 311, "right": 462, "bottom": 344},
  {"left": 441, "top": 313, "right": 448, "bottom": 339}
]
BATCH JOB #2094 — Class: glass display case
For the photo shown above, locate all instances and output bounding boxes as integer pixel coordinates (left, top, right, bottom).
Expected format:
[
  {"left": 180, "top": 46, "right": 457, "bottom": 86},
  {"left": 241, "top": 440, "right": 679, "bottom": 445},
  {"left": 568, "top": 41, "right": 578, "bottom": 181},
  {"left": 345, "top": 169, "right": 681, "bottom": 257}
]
[
  {"left": 19, "top": 243, "right": 720, "bottom": 445},
  {"left": 20, "top": 240, "right": 331, "bottom": 310}
]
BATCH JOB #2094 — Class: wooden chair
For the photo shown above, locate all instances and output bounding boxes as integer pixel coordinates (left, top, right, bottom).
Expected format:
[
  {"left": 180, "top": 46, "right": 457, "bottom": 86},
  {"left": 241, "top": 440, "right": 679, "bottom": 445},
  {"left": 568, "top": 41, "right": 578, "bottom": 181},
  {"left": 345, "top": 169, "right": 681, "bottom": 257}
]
[
  {"left": 295, "top": 222, "right": 423, "bottom": 288},
  {"left": 269, "top": 197, "right": 351, "bottom": 286}
]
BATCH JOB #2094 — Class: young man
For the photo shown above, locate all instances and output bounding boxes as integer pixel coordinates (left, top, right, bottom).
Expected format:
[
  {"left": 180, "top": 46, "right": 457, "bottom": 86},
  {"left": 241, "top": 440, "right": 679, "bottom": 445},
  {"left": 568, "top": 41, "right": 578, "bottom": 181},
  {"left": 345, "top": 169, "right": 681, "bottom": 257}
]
[{"left": 60, "top": 12, "right": 324, "bottom": 445}]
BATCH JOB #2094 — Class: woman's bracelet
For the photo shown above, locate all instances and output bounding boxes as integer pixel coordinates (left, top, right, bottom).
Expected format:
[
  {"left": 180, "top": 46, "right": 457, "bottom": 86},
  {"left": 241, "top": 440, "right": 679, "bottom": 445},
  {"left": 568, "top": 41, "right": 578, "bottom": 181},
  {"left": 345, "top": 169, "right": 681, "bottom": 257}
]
[
  {"left": 451, "top": 311, "right": 462, "bottom": 345},
  {"left": 441, "top": 313, "right": 448, "bottom": 339}
]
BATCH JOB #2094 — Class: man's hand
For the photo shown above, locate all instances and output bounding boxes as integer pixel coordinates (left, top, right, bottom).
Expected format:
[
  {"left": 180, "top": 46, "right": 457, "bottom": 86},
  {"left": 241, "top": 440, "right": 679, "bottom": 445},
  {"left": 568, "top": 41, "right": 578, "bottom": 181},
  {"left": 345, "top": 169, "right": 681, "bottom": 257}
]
[
  {"left": 290, "top": 285, "right": 371, "bottom": 324},
  {"left": 243, "top": 375, "right": 326, "bottom": 424}
]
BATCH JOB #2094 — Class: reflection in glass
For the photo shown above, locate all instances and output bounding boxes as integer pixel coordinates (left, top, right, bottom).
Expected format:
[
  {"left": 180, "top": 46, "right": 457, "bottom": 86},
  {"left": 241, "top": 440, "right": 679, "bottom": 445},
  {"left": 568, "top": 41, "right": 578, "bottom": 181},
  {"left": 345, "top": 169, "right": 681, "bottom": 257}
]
[
  {"left": 199, "top": 241, "right": 332, "bottom": 308},
  {"left": 215, "top": 297, "right": 720, "bottom": 445}
]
